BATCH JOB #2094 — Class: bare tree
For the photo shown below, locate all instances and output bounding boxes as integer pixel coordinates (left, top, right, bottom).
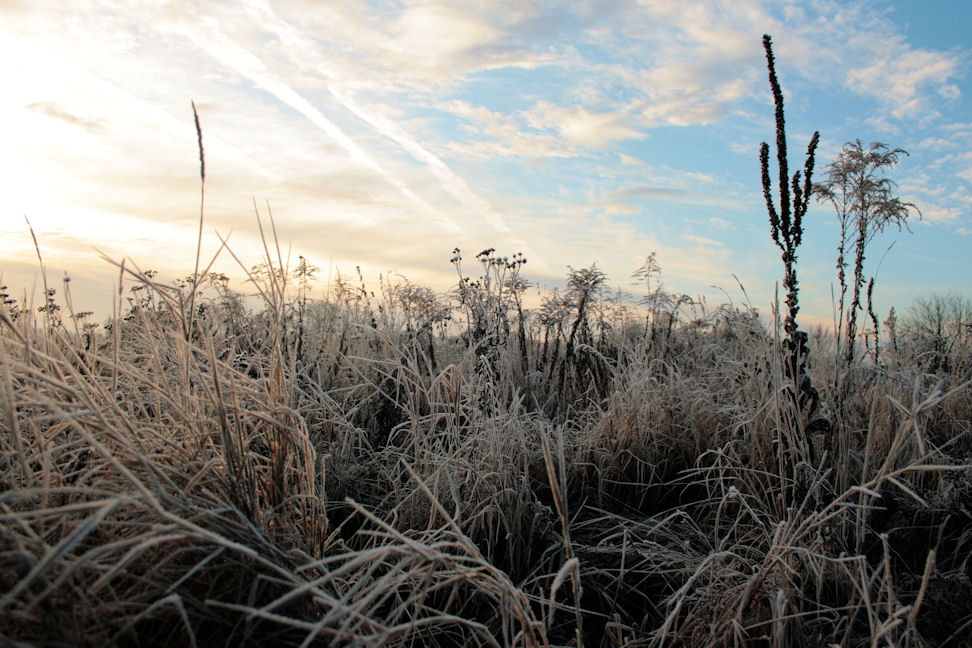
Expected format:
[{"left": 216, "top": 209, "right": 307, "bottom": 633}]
[{"left": 902, "top": 291, "right": 972, "bottom": 372}]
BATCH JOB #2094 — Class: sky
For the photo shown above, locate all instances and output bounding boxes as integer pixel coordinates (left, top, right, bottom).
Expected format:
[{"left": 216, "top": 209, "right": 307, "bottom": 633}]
[{"left": 1, "top": 0, "right": 970, "bottom": 328}]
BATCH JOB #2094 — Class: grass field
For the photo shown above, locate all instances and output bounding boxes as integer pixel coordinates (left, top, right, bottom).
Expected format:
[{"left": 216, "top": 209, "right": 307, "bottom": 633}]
[
  {"left": 2, "top": 34, "right": 970, "bottom": 647},
  {"left": 1, "top": 236, "right": 969, "bottom": 646}
]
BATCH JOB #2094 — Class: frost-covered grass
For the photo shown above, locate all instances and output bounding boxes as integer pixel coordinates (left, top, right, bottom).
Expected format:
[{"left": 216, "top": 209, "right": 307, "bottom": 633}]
[{"left": 1, "top": 242, "right": 969, "bottom": 647}]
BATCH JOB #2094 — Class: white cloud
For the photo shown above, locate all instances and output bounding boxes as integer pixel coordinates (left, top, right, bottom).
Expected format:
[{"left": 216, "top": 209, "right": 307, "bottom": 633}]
[
  {"left": 920, "top": 205, "right": 964, "bottom": 224},
  {"left": 526, "top": 101, "right": 644, "bottom": 148},
  {"left": 844, "top": 44, "right": 961, "bottom": 120},
  {"left": 939, "top": 84, "right": 961, "bottom": 101},
  {"left": 388, "top": 5, "right": 501, "bottom": 64},
  {"left": 593, "top": 164, "right": 744, "bottom": 215},
  {"left": 686, "top": 235, "right": 725, "bottom": 247},
  {"left": 919, "top": 137, "right": 959, "bottom": 151},
  {"left": 438, "top": 99, "right": 575, "bottom": 159},
  {"left": 942, "top": 122, "right": 972, "bottom": 135}
]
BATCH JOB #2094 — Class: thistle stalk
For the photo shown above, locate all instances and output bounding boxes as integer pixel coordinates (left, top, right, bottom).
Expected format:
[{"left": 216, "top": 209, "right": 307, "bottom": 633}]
[{"left": 759, "top": 35, "right": 826, "bottom": 476}]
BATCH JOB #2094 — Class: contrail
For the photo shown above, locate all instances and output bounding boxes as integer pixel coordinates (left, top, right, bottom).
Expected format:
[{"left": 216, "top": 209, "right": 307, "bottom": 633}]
[
  {"left": 237, "top": 0, "right": 550, "bottom": 260},
  {"left": 329, "top": 86, "right": 512, "bottom": 234},
  {"left": 241, "top": 0, "right": 506, "bottom": 227},
  {"left": 169, "top": 23, "right": 463, "bottom": 234}
]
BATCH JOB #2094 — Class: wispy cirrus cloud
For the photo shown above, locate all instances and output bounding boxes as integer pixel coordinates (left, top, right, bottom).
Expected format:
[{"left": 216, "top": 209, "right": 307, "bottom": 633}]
[
  {"left": 26, "top": 102, "right": 104, "bottom": 132},
  {"left": 525, "top": 101, "right": 646, "bottom": 148},
  {"left": 685, "top": 234, "right": 725, "bottom": 247},
  {"left": 213, "top": 0, "right": 541, "bottom": 243},
  {"left": 919, "top": 205, "right": 963, "bottom": 224},
  {"left": 170, "top": 24, "right": 467, "bottom": 234},
  {"left": 846, "top": 48, "right": 962, "bottom": 120},
  {"left": 437, "top": 99, "right": 576, "bottom": 159}
]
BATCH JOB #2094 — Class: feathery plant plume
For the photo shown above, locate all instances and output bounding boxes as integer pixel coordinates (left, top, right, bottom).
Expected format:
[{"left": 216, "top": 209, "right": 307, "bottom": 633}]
[
  {"left": 192, "top": 101, "right": 205, "bottom": 186},
  {"left": 187, "top": 100, "right": 206, "bottom": 345},
  {"left": 558, "top": 264, "right": 607, "bottom": 409},
  {"left": 812, "top": 140, "right": 919, "bottom": 369},
  {"left": 758, "top": 34, "right": 825, "bottom": 484}
]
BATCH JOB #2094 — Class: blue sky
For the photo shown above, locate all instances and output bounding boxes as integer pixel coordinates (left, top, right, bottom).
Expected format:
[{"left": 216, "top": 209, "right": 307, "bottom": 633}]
[{"left": 1, "top": 0, "right": 970, "bottom": 326}]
